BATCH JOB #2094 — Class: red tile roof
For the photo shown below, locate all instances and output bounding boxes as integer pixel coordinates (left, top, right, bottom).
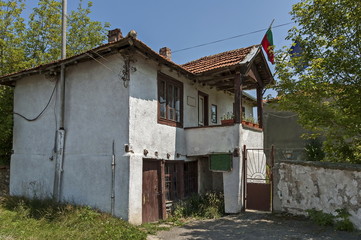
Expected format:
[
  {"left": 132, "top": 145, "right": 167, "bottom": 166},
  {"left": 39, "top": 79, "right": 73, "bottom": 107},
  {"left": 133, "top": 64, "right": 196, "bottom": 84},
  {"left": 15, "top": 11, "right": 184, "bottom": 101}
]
[{"left": 181, "top": 45, "right": 258, "bottom": 74}]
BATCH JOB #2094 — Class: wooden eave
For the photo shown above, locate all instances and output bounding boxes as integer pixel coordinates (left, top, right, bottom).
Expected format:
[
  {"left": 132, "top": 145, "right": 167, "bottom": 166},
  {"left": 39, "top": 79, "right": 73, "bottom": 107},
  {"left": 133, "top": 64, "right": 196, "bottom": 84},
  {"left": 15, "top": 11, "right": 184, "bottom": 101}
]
[
  {"left": 194, "top": 49, "right": 274, "bottom": 94},
  {"left": 0, "top": 36, "right": 197, "bottom": 86}
]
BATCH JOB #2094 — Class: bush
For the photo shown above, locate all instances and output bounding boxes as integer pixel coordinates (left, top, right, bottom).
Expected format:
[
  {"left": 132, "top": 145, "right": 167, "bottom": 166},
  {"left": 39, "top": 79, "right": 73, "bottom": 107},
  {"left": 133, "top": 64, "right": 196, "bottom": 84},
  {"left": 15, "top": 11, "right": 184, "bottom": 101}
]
[
  {"left": 334, "top": 209, "right": 355, "bottom": 231},
  {"left": 172, "top": 192, "right": 224, "bottom": 219},
  {"left": 306, "top": 209, "right": 334, "bottom": 226},
  {"left": 306, "top": 208, "right": 355, "bottom": 231}
]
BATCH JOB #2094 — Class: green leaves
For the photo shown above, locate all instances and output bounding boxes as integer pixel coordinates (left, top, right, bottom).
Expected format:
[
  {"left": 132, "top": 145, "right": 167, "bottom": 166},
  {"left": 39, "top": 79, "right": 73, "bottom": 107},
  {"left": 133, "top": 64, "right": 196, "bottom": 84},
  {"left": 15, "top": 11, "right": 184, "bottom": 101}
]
[
  {"left": 275, "top": 0, "right": 361, "bottom": 163},
  {"left": 0, "top": 0, "right": 110, "bottom": 165}
]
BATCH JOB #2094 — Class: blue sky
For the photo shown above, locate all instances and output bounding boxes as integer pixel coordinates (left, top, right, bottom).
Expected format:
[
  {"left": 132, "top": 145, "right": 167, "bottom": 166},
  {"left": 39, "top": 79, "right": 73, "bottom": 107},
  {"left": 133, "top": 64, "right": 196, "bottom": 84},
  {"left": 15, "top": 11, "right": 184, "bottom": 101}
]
[
  {"left": 24, "top": 0, "right": 299, "bottom": 64},
  {"left": 23, "top": 0, "right": 300, "bottom": 97}
]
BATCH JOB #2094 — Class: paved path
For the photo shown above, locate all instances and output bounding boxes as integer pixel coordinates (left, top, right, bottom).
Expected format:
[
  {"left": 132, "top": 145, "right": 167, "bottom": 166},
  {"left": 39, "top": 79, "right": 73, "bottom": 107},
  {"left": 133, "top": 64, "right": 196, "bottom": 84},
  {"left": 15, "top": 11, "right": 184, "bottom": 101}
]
[{"left": 151, "top": 212, "right": 360, "bottom": 240}]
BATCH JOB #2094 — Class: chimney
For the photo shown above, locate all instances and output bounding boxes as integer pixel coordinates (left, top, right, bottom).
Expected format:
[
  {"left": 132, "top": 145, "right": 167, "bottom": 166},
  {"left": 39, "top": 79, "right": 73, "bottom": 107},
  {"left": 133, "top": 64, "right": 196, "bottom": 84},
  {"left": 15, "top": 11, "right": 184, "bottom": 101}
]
[
  {"left": 159, "top": 47, "right": 172, "bottom": 60},
  {"left": 107, "top": 28, "right": 123, "bottom": 42}
]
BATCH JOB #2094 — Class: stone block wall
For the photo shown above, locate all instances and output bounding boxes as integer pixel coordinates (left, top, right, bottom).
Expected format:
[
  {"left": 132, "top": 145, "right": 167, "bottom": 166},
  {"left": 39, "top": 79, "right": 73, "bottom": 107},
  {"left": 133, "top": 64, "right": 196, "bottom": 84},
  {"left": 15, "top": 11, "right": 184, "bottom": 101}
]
[
  {"left": 0, "top": 166, "right": 10, "bottom": 196},
  {"left": 273, "top": 160, "right": 361, "bottom": 230}
]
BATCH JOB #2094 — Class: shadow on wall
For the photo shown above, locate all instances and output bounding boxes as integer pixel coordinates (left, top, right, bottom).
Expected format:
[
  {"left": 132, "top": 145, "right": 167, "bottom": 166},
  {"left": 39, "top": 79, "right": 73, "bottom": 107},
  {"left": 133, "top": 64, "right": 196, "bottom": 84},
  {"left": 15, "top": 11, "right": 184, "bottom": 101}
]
[{"left": 0, "top": 166, "right": 10, "bottom": 196}]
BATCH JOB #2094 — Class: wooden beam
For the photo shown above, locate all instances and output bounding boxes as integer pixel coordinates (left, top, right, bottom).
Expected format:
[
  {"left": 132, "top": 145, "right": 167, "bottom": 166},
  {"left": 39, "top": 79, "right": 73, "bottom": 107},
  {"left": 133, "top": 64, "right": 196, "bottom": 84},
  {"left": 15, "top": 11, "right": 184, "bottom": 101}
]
[
  {"left": 256, "top": 86, "right": 263, "bottom": 128},
  {"left": 234, "top": 73, "right": 243, "bottom": 124},
  {"left": 198, "top": 74, "right": 235, "bottom": 83},
  {"left": 252, "top": 64, "right": 264, "bottom": 88}
]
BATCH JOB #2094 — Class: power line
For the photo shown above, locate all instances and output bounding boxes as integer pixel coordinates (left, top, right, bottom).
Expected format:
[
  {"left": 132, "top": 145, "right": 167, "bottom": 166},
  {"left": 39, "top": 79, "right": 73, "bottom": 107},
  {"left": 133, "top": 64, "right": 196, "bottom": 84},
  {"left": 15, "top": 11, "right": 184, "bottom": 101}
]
[
  {"left": 172, "top": 22, "right": 294, "bottom": 53},
  {"left": 14, "top": 80, "right": 58, "bottom": 122}
]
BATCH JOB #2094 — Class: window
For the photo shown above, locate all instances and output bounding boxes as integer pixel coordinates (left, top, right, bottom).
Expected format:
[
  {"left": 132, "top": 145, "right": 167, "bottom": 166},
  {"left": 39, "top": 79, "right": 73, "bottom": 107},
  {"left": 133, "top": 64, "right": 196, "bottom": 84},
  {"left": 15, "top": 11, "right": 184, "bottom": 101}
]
[
  {"left": 211, "top": 105, "right": 217, "bottom": 124},
  {"left": 158, "top": 72, "right": 183, "bottom": 127},
  {"left": 164, "top": 161, "right": 198, "bottom": 201}
]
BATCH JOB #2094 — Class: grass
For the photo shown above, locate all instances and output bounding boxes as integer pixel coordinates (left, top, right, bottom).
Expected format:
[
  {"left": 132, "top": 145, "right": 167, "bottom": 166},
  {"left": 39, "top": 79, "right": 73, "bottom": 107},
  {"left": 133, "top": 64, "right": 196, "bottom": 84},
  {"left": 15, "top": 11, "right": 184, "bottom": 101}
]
[
  {"left": 0, "top": 196, "right": 147, "bottom": 240},
  {"left": 0, "top": 192, "right": 226, "bottom": 239}
]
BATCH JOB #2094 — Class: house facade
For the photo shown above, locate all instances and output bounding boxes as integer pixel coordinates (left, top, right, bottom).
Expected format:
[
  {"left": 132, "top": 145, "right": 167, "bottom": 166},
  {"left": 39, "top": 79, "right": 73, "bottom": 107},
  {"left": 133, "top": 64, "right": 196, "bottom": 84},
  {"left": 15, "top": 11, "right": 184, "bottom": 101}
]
[{"left": 0, "top": 29, "right": 273, "bottom": 224}]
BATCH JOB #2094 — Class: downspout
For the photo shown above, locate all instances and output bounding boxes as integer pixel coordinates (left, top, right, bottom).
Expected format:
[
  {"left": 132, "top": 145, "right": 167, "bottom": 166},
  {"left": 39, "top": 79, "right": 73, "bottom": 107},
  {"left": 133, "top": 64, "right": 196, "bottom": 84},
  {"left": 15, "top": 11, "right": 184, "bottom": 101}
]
[
  {"left": 111, "top": 140, "right": 116, "bottom": 215},
  {"left": 54, "top": 0, "right": 67, "bottom": 201}
]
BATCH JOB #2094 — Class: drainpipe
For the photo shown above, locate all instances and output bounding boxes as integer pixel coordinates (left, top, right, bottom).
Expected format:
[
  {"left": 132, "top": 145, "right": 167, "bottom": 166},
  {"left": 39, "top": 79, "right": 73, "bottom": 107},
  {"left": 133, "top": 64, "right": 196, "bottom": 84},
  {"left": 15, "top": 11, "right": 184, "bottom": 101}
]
[
  {"left": 53, "top": 0, "right": 67, "bottom": 202},
  {"left": 111, "top": 141, "right": 116, "bottom": 215}
]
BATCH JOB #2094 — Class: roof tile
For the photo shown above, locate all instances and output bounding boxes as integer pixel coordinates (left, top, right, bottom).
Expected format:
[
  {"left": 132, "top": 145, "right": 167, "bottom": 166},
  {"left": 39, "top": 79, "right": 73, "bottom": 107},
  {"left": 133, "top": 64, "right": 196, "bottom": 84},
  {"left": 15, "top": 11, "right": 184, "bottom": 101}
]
[{"left": 181, "top": 45, "right": 257, "bottom": 74}]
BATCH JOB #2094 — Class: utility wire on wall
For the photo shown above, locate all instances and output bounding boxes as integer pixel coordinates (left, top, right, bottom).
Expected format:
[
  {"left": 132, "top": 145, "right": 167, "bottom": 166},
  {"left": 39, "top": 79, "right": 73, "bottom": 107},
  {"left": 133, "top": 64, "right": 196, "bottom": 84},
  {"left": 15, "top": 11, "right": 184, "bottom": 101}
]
[{"left": 13, "top": 81, "right": 58, "bottom": 122}]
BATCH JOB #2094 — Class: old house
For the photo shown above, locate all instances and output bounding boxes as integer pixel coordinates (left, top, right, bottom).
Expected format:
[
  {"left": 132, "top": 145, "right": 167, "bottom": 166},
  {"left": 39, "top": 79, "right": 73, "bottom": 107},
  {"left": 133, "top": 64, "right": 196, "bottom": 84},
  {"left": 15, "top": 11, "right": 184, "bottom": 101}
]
[{"left": 0, "top": 29, "right": 273, "bottom": 224}]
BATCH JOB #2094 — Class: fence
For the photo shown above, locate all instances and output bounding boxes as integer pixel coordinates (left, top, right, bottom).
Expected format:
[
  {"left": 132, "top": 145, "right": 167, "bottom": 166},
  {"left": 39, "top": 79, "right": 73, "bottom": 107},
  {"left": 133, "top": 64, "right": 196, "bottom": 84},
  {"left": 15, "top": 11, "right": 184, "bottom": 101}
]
[{"left": 273, "top": 160, "right": 361, "bottom": 230}]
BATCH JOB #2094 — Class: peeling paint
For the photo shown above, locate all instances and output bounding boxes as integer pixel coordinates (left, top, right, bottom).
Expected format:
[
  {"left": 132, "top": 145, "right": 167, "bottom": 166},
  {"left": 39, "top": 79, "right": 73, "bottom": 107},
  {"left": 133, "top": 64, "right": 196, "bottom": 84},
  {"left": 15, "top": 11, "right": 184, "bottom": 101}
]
[{"left": 274, "top": 161, "right": 361, "bottom": 230}]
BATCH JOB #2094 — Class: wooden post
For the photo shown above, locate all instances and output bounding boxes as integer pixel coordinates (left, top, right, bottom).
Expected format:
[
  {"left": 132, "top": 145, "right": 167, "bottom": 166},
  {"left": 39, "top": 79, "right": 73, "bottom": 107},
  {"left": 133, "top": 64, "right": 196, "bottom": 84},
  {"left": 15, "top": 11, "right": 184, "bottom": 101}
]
[
  {"left": 234, "top": 73, "right": 243, "bottom": 123},
  {"left": 178, "top": 162, "right": 185, "bottom": 199},
  {"left": 256, "top": 86, "right": 263, "bottom": 128},
  {"left": 159, "top": 160, "right": 166, "bottom": 219}
]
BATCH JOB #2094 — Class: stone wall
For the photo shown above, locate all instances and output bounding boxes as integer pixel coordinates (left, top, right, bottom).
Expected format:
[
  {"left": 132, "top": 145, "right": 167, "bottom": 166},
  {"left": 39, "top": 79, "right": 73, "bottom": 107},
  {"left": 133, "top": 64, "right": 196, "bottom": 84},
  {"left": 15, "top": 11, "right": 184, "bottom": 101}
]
[
  {"left": 273, "top": 160, "right": 361, "bottom": 230},
  {"left": 0, "top": 166, "right": 10, "bottom": 196}
]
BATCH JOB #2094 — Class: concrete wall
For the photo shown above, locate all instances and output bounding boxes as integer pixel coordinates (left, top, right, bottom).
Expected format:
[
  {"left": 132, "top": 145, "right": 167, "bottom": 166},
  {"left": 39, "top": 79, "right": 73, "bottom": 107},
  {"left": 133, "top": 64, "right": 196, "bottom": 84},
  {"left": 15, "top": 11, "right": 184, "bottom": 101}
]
[
  {"left": 11, "top": 53, "right": 131, "bottom": 220},
  {"left": 274, "top": 160, "right": 361, "bottom": 230},
  {"left": 0, "top": 166, "right": 10, "bottom": 196},
  {"left": 11, "top": 74, "right": 58, "bottom": 198}
]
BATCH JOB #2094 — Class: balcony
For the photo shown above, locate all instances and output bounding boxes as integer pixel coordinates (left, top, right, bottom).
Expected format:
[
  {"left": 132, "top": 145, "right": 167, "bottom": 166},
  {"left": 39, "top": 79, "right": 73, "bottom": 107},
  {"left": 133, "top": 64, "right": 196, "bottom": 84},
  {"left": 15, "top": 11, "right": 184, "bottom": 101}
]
[{"left": 184, "top": 123, "right": 263, "bottom": 157}]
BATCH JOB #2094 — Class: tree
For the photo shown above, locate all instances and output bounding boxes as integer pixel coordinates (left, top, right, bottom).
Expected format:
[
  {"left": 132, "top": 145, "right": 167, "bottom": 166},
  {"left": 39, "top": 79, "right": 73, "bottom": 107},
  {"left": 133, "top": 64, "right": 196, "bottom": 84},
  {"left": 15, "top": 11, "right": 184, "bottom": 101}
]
[
  {"left": 0, "top": 0, "right": 26, "bottom": 164},
  {"left": 0, "top": 0, "right": 110, "bottom": 164},
  {"left": 275, "top": 0, "right": 361, "bottom": 163},
  {"left": 25, "top": 0, "right": 110, "bottom": 66}
]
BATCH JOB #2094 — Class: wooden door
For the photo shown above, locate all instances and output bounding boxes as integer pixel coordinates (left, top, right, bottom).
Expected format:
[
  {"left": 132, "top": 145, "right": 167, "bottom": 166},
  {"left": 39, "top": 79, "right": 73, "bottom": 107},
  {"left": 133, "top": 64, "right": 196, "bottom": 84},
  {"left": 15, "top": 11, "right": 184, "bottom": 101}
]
[{"left": 142, "top": 160, "right": 162, "bottom": 223}]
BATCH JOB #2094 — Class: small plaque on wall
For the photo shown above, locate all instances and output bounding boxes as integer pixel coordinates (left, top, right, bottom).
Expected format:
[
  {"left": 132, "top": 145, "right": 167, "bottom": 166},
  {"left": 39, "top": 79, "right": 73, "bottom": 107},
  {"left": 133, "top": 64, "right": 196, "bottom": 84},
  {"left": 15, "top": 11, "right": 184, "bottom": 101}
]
[{"left": 187, "top": 96, "right": 196, "bottom": 107}]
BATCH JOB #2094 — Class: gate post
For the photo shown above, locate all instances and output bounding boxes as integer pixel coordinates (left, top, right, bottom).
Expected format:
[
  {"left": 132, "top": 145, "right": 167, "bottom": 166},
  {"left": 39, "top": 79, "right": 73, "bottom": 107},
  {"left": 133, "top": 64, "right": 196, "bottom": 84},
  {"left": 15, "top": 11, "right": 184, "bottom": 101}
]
[{"left": 242, "top": 145, "right": 247, "bottom": 212}]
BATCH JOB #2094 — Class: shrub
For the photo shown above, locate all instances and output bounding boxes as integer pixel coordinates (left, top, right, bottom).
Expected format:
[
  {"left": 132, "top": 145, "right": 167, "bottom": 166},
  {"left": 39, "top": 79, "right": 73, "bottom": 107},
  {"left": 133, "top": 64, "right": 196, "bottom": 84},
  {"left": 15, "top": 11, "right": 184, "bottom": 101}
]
[
  {"left": 172, "top": 192, "right": 224, "bottom": 219},
  {"left": 306, "top": 208, "right": 355, "bottom": 231},
  {"left": 306, "top": 209, "right": 334, "bottom": 226}
]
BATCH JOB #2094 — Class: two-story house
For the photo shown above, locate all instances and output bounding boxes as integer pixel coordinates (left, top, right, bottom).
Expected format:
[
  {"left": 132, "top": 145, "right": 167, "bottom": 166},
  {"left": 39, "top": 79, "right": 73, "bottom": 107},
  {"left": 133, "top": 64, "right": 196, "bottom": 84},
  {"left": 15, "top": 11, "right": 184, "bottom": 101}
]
[{"left": 0, "top": 29, "right": 273, "bottom": 224}]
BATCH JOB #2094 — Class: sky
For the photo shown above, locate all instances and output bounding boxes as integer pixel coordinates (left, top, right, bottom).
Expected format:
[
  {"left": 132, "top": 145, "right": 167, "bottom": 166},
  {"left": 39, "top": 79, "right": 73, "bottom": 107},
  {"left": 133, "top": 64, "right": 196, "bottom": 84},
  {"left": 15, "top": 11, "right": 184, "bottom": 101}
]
[{"left": 23, "top": 0, "right": 300, "bottom": 96}]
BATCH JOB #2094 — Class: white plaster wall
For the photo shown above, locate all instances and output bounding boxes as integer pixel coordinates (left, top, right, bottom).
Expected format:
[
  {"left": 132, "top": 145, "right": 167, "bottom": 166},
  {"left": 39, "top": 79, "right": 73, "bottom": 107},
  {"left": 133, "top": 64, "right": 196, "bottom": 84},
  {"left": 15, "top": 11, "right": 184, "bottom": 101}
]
[
  {"left": 11, "top": 75, "right": 57, "bottom": 198},
  {"left": 240, "top": 126, "right": 264, "bottom": 148},
  {"left": 185, "top": 125, "right": 239, "bottom": 156},
  {"left": 276, "top": 162, "right": 361, "bottom": 230},
  {"left": 62, "top": 54, "right": 130, "bottom": 219},
  {"left": 11, "top": 54, "right": 131, "bottom": 220}
]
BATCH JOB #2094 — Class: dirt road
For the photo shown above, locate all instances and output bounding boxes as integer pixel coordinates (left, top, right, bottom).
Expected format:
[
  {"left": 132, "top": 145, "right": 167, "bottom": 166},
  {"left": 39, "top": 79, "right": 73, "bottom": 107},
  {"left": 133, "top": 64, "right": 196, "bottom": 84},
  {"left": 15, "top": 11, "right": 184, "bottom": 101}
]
[{"left": 151, "top": 212, "right": 360, "bottom": 240}]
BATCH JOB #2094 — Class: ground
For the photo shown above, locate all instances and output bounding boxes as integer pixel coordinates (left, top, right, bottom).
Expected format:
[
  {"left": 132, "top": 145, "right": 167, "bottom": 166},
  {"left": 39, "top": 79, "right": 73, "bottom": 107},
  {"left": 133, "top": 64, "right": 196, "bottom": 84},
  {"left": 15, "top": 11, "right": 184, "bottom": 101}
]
[{"left": 150, "top": 212, "right": 361, "bottom": 240}]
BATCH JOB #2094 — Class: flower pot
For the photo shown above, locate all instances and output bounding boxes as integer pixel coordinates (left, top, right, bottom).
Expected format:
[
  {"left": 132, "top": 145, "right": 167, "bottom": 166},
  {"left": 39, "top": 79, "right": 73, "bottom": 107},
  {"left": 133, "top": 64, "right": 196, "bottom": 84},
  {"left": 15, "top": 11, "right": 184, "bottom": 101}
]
[{"left": 221, "top": 119, "right": 234, "bottom": 125}]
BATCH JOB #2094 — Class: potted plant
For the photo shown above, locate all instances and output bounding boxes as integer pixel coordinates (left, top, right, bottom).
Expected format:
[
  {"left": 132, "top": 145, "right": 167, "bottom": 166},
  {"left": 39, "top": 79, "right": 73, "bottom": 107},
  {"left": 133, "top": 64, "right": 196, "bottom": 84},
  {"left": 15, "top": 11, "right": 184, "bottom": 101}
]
[
  {"left": 242, "top": 116, "right": 259, "bottom": 128},
  {"left": 221, "top": 112, "right": 234, "bottom": 125}
]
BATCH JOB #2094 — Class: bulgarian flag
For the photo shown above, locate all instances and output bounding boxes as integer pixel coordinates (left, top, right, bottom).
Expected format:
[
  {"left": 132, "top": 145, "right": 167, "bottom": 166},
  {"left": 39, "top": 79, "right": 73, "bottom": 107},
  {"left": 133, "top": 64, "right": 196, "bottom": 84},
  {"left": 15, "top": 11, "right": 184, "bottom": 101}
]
[{"left": 261, "top": 28, "right": 275, "bottom": 64}]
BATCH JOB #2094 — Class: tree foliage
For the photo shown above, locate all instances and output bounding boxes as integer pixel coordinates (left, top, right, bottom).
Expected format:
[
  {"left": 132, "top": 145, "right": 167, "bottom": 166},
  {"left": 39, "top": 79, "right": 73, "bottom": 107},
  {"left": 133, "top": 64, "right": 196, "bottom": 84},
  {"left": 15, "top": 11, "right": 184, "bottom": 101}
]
[
  {"left": 0, "top": 0, "right": 110, "bottom": 164},
  {"left": 275, "top": 0, "right": 361, "bottom": 163}
]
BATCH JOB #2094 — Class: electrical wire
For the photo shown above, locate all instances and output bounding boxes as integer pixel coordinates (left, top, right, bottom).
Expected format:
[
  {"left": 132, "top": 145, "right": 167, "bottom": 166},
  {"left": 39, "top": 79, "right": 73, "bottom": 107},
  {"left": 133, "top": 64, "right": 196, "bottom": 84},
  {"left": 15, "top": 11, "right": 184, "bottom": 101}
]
[
  {"left": 172, "top": 22, "right": 294, "bottom": 53},
  {"left": 14, "top": 80, "right": 58, "bottom": 122},
  {"left": 265, "top": 112, "right": 298, "bottom": 119},
  {"left": 85, "top": 52, "right": 120, "bottom": 75}
]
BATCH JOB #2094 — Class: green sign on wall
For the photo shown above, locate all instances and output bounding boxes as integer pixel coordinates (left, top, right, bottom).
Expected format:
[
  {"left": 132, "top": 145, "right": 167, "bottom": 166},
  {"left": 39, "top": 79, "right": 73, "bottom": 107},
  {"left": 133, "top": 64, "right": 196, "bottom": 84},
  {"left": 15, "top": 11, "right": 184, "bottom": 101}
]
[{"left": 209, "top": 153, "right": 233, "bottom": 172}]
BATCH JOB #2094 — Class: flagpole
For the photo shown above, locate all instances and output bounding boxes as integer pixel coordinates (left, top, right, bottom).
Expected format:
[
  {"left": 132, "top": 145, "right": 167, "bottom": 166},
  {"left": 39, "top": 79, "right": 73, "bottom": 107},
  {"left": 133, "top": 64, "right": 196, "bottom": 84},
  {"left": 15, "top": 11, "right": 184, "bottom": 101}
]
[{"left": 268, "top": 19, "right": 275, "bottom": 30}]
